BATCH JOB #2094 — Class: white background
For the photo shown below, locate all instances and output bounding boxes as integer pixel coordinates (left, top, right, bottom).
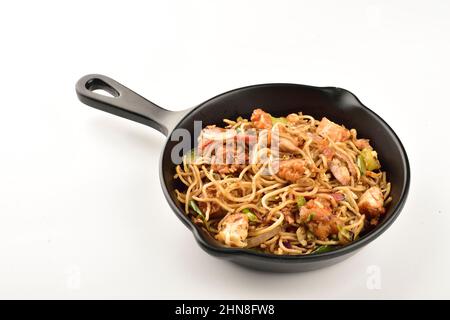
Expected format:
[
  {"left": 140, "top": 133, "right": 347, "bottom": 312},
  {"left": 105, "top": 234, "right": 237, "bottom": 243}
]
[{"left": 0, "top": 0, "right": 449, "bottom": 299}]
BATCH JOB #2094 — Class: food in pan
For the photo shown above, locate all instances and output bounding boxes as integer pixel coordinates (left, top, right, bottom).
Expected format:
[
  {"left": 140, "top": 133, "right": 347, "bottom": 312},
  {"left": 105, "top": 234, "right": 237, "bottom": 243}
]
[{"left": 174, "top": 108, "right": 391, "bottom": 255}]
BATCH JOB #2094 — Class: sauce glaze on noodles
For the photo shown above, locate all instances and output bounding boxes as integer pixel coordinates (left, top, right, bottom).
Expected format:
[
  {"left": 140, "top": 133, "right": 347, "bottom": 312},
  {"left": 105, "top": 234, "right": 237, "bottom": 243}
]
[{"left": 174, "top": 109, "right": 391, "bottom": 255}]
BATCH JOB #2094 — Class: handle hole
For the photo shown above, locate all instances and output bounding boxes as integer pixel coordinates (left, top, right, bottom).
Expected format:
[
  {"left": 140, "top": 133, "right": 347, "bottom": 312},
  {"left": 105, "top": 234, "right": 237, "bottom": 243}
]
[
  {"left": 85, "top": 78, "right": 120, "bottom": 98},
  {"left": 92, "top": 88, "right": 117, "bottom": 98}
]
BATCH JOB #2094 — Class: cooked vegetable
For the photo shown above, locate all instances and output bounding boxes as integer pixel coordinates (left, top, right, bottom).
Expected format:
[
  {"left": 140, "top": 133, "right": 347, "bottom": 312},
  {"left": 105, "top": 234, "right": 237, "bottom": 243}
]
[
  {"left": 296, "top": 226, "right": 307, "bottom": 244},
  {"left": 246, "top": 226, "right": 282, "bottom": 248},
  {"left": 190, "top": 200, "right": 213, "bottom": 232},
  {"left": 282, "top": 241, "right": 292, "bottom": 249},
  {"left": 189, "top": 200, "right": 204, "bottom": 218},
  {"left": 357, "top": 154, "right": 366, "bottom": 175},
  {"left": 306, "top": 212, "right": 316, "bottom": 222},
  {"left": 360, "top": 148, "right": 381, "bottom": 171},
  {"left": 306, "top": 230, "right": 315, "bottom": 241},
  {"left": 188, "top": 149, "right": 197, "bottom": 164},
  {"left": 296, "top": 195, "right": 306, "bottom": 207},
  {"left": 242, "top": 208, "right": 259, "bottom": 222},
  {"left": 337, "top": 225, "right": 352, "bottom": 241},
  {"left": 271, "top": 116, "right": 288, "bottom": 125},
  {"left": 312, "top": 245, "right": 335, "bottom": 254}
]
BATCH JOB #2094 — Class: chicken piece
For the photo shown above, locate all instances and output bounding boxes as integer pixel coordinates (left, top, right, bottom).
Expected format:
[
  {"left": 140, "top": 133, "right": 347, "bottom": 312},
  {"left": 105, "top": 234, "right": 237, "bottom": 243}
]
[
  {"left": 273, "top": 124, "right": 302, "bottom": 153},
  {"left": 198, "top": 126, "right": 223, "bottom": 153},
  {"left": 335, "top": 151, "right": 358, "bottom": 178},
  {"left": 299, "top": 198, "right": 339, "bottom": 240},
  {"left": 329, "top": 158, "right": 351, "bottom": 185},
  {"left": 211, "top": 163, "right": 243, "bottom": 175},
  {"left": 307, "top": 132, "right": 330, "bottom": 153},
  {"left": 276, "top": 159, "right": 306, "bottom": 183},
  {"left": 354, "top": 138, "right": 371, "bottom": 150},
  {"left": 251, "top": 108, "right": 272, "bottom": 129},
  {"left": 236, "top": 131, "right": 257, "bottom": 145},
  {"left": 210, "top": 144, "right": 246, "bottom": 174},
  {"left": 331, "top": 192, "right": 345, "bottom": 202},
  {"left": 358, "top": 186, "right": 385, "bottom": 221},
  {"left": 322, "top": 147, "right": 335, "bottom": 161},
  {"left": 216, "top": 214, "right": 249, "bottom": 247},
  {"left": 278, "top": 136, "right": 301, "bottom": 153},
  {"left": 198, "top": 126, "right": 238, "bottom": 153},
  {"left": 317, "top": 117, "right": 351, "bottom": 142}
]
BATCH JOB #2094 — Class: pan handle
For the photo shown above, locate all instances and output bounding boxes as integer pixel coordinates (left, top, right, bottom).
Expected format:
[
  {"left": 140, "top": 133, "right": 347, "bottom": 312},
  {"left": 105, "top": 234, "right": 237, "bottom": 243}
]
[{"left": 75, "top": 74, "right": 188, "bottom": 136}]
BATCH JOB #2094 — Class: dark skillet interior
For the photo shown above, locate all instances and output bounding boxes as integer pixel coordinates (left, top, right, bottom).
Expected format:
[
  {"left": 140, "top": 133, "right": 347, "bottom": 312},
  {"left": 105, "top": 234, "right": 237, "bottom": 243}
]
[{"left": 161, "top": 84, "right": 410, "bottom": 272}]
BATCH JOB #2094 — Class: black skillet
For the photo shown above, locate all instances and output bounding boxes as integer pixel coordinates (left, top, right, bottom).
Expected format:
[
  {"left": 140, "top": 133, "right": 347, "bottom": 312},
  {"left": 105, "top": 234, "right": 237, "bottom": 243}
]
[{"left": 76, "top": 74, "right": 410, "bottom": 272}]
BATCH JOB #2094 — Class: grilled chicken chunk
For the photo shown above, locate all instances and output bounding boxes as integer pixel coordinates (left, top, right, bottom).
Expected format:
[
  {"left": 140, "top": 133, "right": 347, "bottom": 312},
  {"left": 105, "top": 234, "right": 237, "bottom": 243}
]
[
  {"left": 216, "top": 214, "right": 249, "bottom": 247},
  {"left": 358, "top": 186, "right": 385, "bottom": 221},
  {"left": 329, "top": 158, "right": 351, "bottom": 185},
  {"left": 317, "top": 117, "right": 350, "bottom": 142},
  {"left": 299, "top": 198, "right": 339, "bottom": 240},
  {"left": 251, "top": 108, "right": 272, "bottom": 129},
  {"left": 277, "top": 159, "right": 306, "bottom": 183}
]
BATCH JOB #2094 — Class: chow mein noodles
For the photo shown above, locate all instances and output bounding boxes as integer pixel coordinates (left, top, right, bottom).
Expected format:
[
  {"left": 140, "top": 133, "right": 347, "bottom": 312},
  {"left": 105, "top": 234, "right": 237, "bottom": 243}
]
[{"left": 174, "top": 109, "right": 391, "bottom": 255}]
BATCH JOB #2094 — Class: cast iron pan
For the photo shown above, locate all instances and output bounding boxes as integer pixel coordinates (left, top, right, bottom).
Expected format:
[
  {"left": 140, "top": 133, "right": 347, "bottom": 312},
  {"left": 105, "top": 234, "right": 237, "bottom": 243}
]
[{"left": 76, "top": 74, "right": 410, "bottom": 272}]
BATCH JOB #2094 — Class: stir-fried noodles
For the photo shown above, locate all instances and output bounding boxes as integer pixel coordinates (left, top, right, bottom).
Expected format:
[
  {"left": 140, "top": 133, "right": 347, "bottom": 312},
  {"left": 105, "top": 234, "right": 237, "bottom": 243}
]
[{"left": 174, "top": 109, "right": 391, "bottom": 255}]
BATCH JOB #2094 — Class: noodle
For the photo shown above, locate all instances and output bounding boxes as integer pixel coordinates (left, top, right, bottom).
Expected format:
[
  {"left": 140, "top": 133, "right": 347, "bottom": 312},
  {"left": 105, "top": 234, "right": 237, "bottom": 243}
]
[{"left": 174, "top": 109, "right": 391, "bottom": 255}]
